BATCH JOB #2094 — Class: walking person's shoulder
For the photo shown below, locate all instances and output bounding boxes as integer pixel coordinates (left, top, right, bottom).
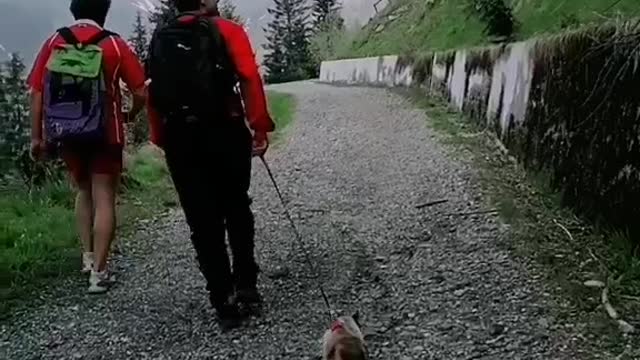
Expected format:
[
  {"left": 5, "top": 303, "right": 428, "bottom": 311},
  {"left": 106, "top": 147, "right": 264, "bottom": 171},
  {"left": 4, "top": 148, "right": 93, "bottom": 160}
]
[
  {"left": 27, "top": 31, "right": 64, "bottom": 92},
  {"left": 213, "top": 17, "right": 247, "bottom": 39}
]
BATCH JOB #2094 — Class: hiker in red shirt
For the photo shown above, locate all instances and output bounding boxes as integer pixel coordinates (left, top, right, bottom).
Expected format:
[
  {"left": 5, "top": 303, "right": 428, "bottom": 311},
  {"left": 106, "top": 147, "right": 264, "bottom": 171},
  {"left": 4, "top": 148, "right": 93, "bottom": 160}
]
[
  {"left": 146, "top": 0, "right": 274, "bottom": 329},
  {"left": 28, "top": 0, "right": 146, "bottom": 293}
]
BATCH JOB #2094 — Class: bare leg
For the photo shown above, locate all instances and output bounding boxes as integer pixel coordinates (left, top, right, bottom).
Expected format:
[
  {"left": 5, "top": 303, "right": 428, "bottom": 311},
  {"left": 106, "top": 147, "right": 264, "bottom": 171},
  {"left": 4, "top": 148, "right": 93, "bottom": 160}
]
[
  {"left": 92, "top": 173, "right": 118, "bottom": 272},
  {"left": 75, "top": 183, "right": 94, "bottom": 255}
]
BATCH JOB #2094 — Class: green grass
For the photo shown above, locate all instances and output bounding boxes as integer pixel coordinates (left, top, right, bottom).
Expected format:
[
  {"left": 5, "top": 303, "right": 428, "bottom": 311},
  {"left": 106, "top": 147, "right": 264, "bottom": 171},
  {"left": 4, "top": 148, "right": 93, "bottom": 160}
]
[
  {"left": 0, "top": 182, "right": 76, "bottom": 287},
  {"left": 267, "top": 91, "right": 296, "bottom": 143},
  {"left": 407, "top": 89, "right": 640, "bottom": 355},
  {"left": 339, "top": 0, "right": 640, "bottom": 59},
  {"left": 0, "top": 145, "right": 175, "bottom": 317}
]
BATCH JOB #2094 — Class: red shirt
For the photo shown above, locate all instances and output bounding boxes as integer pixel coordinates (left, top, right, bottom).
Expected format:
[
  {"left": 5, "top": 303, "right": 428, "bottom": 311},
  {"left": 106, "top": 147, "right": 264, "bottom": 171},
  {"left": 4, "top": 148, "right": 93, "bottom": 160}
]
[
  {"left": 147, "top": 16, "right": 274, "bottom": 147},
  {"left": 28, "top": 20, "right": 146, "bottom": 146}
]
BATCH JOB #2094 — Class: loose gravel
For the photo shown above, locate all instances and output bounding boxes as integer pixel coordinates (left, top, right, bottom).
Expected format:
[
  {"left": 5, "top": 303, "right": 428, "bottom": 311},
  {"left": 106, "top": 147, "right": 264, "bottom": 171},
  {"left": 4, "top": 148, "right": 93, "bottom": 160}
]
[{"left": 2, "top": 82, "right": 582, "bottom": 359}]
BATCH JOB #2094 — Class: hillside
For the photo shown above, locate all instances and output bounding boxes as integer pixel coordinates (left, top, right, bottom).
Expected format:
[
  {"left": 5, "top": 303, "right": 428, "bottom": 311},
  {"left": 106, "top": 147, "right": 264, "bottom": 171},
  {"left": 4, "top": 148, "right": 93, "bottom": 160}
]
[{"left": 338, "top": 0, "right": 640, "bottom": 58}]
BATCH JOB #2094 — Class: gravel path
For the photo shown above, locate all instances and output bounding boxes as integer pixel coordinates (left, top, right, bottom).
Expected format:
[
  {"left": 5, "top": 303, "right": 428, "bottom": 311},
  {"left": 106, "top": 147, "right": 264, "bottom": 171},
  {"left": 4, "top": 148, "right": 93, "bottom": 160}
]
[{"left": 2, "top": 82, "right": 578, "bottom": 359}]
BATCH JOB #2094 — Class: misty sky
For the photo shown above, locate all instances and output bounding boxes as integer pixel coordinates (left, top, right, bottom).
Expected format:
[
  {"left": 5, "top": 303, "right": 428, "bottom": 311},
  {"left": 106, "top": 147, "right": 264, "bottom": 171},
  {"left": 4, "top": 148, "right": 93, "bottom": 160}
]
[{"left": 0, "top": 0, "right": 379, "bottom": 66}]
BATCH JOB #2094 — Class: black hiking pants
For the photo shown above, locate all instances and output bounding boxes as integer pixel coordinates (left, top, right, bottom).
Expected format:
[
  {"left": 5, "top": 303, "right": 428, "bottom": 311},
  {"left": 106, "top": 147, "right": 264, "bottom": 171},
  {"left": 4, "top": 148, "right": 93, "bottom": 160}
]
[{"left": 164, "top": 117, "right": 258, "bottom": 306}]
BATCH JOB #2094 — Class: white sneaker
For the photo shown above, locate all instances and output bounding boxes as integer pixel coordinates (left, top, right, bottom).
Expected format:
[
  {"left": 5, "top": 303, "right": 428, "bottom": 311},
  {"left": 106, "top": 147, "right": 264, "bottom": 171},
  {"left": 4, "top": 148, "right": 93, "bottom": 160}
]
[
  {"left": 81, "top": 252, "right": 94, "bottom": 274},
  {"left": 88, "top": 269, "right": 115, "bottom": 294}
]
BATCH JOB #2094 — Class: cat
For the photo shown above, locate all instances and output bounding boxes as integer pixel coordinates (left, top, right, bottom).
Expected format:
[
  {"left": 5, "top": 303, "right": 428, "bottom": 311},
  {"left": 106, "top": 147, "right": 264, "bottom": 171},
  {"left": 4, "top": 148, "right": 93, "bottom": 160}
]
[{"left": 322, "top": 313, "right": 368, "bottom": 360}]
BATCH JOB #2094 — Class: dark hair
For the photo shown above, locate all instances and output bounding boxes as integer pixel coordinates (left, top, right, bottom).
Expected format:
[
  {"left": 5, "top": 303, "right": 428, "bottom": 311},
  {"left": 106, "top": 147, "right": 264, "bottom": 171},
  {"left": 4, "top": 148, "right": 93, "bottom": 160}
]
[
  {"left": 70, "top": 0, "right": 111, "bottom": 26},
  {"left": 174, "top": 0, "right": 201, "bottom": 12}
]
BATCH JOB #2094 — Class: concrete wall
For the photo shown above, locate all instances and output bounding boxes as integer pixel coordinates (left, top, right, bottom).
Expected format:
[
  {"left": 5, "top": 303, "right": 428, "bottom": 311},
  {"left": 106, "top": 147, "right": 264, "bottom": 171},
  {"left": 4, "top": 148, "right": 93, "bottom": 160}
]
[
  {"left": 319, "top": 55, "right": 413, "bottom": 87},
  {"left": 319, "top": 26, "right": 640, "bottom": 237},
  {"left": 319, "top": 42, "right": 534, "bottom": 137}
]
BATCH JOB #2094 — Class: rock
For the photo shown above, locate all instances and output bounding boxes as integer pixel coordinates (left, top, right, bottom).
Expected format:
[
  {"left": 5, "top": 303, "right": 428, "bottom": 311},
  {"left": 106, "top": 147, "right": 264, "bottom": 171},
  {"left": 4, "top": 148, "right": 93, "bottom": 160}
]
[
  {"left": 489, "top": 323, "right": 506, "bottom": 336},
  {"left": 454, "top": 288, "right": 467, "bottom": 297},
  {"left": 583, "top": 280, "right": 605, "bottom": 288},
  {"left": 537, "top": 318, "right": 550, "bottom": 329},
  {"left": 618, "top": 320, "right": 635, "bottom": 334}
]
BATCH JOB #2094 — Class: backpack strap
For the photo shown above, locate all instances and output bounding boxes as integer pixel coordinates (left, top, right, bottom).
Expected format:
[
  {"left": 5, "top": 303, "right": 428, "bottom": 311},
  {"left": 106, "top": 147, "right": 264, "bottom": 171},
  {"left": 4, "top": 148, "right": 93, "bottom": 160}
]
[
  {"left": 56, "top": 27, "right": 118, "bottom": 47},
  {"left": 200, "top": 16, "right": 237, "bottom": 84},
  {"left": 57, "top": 27, "right": 79, "bottom": 46},
  {"left": 85, "top": 30, "right": 119, "bottom": 46}
]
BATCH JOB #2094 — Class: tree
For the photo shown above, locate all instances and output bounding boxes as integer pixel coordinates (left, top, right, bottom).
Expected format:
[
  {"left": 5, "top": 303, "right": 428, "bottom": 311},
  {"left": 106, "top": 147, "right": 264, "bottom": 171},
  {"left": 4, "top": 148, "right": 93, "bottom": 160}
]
[
  {"left": 0, "top": 63, "right": 9, "bottom": 173},
  {"left": 149, "top": 0, "right": 178, "bottom": 29},
  {"left": 0, "top": 53, "right": 31, "bottom": 181},
  {"left": 219, "top": 0, "right": 243, "bottom": 23},
  {"left": 263, "top": 0, "right": 314, "bottom": 84},
  {"left": 312, "top": 0, "right": 343, "bottom": 29},
  {"left": 309, "top": 12, "right": 344, "bottom": 64},
  {"left": 309, "top": 1, "right": 345, "bottom": 72},
  {"left": 4, "top": 53, "right": 28, "bottom": 149},
  {"left": 129, "top": 11, "right": 148, "bottom": 61}
]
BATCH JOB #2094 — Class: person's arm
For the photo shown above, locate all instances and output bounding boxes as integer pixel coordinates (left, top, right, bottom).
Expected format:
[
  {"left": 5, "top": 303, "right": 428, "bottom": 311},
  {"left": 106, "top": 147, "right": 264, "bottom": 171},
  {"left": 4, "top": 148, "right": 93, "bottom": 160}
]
[
  {"left": 29, "top": 90, "right": 44, "bottom": 158},
  {"left": 27, "top": 36, "right": 55, "bottom": 159},
  {"left": 117, "top": 38, "right": 146, "bottom": 121},
  {"left": 146, "top": 85, "right": 166, "bottom": 148},
  {"left": 219, "top": 20, "right": 275, "bottom": 134}
]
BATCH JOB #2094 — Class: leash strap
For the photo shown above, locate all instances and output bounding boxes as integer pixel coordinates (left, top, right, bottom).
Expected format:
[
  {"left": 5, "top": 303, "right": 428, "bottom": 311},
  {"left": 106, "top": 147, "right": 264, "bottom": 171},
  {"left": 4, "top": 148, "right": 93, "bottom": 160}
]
[{"left": 259, "top": 155, "right": 334, "bottom": 324}]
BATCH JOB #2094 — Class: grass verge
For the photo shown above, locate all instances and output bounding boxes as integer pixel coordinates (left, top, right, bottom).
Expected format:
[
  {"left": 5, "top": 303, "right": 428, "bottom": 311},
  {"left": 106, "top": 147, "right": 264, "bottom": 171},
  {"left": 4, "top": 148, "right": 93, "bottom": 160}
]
[
  {"left": 267, "top": 91, "right": 296, "bottom": 144},
  {"left": 406, "top": 90, "right": 639, "bottom": 357},
  {"left": 0, "top": 145, "right": 175, "bottom": 318}
]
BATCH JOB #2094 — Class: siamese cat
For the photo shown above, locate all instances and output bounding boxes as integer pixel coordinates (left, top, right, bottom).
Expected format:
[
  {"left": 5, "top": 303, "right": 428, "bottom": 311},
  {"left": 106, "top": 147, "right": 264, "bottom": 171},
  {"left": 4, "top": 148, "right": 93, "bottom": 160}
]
[{"left": 322, "top": 313, "right": 368, "bottom": 360}]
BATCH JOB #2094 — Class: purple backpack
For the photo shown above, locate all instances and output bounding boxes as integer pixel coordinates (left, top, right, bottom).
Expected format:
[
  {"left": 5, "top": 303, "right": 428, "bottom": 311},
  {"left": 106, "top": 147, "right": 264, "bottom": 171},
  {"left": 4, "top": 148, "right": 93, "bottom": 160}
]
[{"left": 43, "top": 27, "right": 117, "bottom": 145}]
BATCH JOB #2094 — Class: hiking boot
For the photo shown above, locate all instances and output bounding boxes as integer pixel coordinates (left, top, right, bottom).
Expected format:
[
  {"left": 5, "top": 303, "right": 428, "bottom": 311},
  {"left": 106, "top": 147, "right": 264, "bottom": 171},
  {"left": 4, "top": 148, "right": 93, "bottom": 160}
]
[
  {"left": 88, "top": 269, "right": 115, "bottom": 294},
  {"left": 81, "top": 252, "right": 94, "bottom": 274},
  {"left": 236, "top": 284, "right": 262, "bottom": 305},
  {"left": 211, "top": 294, "right": 242, "bottom": 331}
]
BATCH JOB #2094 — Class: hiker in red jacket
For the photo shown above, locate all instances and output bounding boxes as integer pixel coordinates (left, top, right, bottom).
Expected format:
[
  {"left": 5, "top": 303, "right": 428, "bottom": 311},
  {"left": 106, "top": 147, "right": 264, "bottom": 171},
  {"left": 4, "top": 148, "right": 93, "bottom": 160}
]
[
  {"left": 146, "top": 0, "right": 275, "bottom": 329},
  {"left": 28, "top": 0, "right": 146, "bottom": 294}
]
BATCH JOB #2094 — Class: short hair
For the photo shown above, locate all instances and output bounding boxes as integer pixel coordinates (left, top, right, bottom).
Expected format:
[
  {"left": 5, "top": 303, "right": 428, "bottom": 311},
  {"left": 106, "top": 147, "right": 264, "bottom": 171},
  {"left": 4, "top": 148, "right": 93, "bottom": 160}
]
[
  {"left": 70, "top": 0, "right": 111, "bottom": 27},
  {"left": 174, "top": 0, "right": 201, "bottom": 12}
]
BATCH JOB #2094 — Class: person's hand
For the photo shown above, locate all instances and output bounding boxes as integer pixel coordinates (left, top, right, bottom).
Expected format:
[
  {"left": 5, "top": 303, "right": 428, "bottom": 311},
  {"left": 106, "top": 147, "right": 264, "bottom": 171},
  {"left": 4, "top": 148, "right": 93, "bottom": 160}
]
[
  {"left": 30, "top": 138, "right": 45, "bottom": 161},
  {"left": 252, "top": 131, "right": 269, "bottom": 157}
]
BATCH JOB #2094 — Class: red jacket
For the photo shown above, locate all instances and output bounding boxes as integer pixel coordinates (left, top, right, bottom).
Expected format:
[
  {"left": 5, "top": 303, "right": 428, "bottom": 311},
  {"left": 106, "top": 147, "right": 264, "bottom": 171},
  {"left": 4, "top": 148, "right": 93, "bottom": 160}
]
[{"left": 147, "top": 16, "right": 274, "bottom": 147}]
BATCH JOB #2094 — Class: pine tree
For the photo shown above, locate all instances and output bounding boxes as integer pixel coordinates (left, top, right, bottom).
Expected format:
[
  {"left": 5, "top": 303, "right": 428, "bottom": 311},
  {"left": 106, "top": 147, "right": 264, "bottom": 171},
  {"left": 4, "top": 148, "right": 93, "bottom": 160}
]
[
  {"left": 263, "top": 0, "right": 314, "bottom": 84},
  {"left": 312, "top": 0, "right": 343, "bottom": 29},
  {"left": 129, "top": 11, "right": 148, "bottom": 61},
  {"left": 149, "top": 0, "right": 178, "bottom": 29},
  {"left": 5, "top": 53, "right": 28, "bottom": 139},
  {"left": 0, "top": 54, "right": 29, "bottom": 174},
  {"left": 0, "top": 63, "right": 9, "bottom": 172},
  {"left": 219, "top": 0, "right": 243, "bottom": 23}
]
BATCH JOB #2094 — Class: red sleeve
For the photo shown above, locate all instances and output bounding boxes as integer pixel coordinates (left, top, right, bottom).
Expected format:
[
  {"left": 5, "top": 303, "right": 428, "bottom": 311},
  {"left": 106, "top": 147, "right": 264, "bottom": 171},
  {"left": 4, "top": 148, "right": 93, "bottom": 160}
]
[
  {"left": 27, "top": 34, "right": 57, "bottom": 92},
  {"left": 217, "top": 19, "right": 275, "bottom": 133},
  {"left": 116, "top": 38, "right": 146, "bottom": 91}
]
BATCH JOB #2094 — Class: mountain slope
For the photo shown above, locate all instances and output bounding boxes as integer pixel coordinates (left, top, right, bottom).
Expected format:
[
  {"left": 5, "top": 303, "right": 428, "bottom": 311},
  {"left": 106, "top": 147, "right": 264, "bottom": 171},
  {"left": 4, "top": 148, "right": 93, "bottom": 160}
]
[{"left": 338, "top": 0, "right": 640, "bottom": 59}]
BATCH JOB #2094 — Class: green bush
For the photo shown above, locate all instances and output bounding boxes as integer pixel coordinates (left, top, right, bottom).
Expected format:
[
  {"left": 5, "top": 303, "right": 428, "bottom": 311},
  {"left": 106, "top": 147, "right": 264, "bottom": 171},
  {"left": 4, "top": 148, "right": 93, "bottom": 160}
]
[{"left": 470, "top": 0, "right": 516, "bottom": 39}]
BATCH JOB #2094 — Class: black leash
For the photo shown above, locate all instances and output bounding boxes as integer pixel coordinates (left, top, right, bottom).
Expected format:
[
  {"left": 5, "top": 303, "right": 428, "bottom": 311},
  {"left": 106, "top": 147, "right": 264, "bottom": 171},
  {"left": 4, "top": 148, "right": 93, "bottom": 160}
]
[{"left": 259, "top": 155, "right": 334, "bottom": 324}]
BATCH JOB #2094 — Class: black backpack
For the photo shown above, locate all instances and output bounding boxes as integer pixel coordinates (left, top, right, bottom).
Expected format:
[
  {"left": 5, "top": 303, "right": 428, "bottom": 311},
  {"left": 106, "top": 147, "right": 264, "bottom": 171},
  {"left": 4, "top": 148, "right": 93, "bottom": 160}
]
[{"left": 147, "top": 14, "right": 237, "bottom": 122}]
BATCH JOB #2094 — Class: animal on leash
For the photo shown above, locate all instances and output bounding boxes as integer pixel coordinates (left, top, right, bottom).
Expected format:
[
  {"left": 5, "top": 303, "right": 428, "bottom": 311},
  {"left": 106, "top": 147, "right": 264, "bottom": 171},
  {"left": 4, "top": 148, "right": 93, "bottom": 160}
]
[
  {"left": 322, "top": 313, "right": 368, "bottom": 360},
  {"left": 260, "top": 157, "right": 370, "bottom": 358}
]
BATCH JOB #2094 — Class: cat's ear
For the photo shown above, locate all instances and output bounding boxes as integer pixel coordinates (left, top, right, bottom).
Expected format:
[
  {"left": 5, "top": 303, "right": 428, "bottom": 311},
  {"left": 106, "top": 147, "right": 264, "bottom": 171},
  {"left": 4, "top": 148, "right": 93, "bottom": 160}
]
[{"left": 352, "top": 310, "right": 361, "bottom": 326}]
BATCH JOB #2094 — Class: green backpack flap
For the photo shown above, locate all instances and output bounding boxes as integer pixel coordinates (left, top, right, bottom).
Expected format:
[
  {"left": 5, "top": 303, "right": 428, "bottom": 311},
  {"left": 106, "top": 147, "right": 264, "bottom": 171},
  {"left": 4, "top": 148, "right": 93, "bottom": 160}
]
[{"left": 46, "top": 28, "right": 113, "bottom": 78}]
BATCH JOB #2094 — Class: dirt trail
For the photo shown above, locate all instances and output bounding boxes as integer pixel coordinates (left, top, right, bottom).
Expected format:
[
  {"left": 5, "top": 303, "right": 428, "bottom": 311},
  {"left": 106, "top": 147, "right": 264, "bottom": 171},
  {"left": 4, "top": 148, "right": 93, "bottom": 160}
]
[{"left": 1, "top": 82, "right": 578, "bottom": 359}]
